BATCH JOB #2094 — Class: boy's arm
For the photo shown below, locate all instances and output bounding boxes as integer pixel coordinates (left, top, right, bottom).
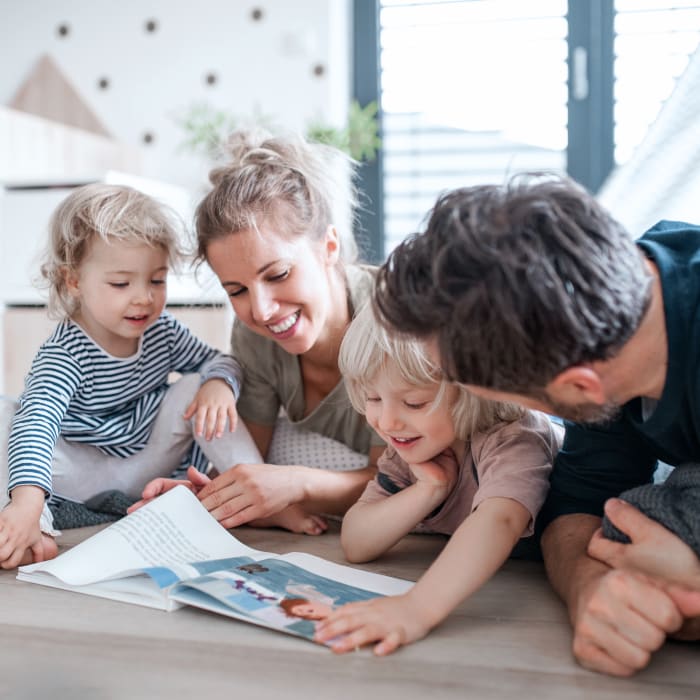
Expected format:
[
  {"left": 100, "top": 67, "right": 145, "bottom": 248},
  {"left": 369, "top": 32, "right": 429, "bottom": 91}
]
[
  {"left": 340, "top": 449, "right": 459, "bottom": 563},
  {"left": 316, "top": 496, "right": 530, "bottom": 653},
  {"left": 341, "top": 479, "right": 447, "bottom": 563}
]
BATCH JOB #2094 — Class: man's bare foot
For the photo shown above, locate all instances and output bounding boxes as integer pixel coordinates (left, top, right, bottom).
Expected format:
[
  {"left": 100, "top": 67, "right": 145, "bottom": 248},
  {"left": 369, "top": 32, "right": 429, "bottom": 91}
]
[
  {"left": 251, "top": 504, "right": 328, "bottom": 535},
  {"left": 17, "top": 535, "right": 58, "bottom": 567}
]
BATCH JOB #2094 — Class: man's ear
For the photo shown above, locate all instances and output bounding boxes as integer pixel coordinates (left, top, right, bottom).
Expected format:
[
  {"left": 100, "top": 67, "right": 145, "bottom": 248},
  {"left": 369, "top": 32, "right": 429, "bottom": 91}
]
[
  {"left": 323, "top": 225, "right": 341, "bottom": 266},
  {"left": 549, "top": 366, "right": 607, "bottom": 405}
]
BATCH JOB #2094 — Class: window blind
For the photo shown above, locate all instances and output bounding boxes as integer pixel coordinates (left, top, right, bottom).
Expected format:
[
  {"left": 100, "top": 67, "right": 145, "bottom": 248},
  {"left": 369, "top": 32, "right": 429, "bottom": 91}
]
[{"left": 379, "top": 0, "right": 569, "bottom": 252}]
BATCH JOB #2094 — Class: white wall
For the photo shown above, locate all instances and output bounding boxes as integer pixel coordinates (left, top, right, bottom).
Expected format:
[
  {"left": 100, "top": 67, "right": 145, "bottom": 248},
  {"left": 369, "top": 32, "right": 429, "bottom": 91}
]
[
  {"left": 0, "top": 0, "right": 352, "bottom": 191},
  {"left": 0, "top": 1, "right": 351, "bottom": 392}
]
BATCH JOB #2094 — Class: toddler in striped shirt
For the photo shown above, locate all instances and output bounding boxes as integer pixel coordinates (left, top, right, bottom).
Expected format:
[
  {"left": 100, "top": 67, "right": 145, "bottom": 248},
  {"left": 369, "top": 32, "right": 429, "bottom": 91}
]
[{"left": 0, "top": 184, "right": 260, "bottom": 568}]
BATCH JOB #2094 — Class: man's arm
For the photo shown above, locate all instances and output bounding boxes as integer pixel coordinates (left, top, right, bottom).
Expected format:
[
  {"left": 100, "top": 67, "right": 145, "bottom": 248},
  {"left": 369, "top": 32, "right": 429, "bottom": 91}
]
[
  {"left": 541, "top": 513, "right": 685, "bottom": 677},
  {"left": 587, "top": 498, "right": 700, "bottom": 641}
]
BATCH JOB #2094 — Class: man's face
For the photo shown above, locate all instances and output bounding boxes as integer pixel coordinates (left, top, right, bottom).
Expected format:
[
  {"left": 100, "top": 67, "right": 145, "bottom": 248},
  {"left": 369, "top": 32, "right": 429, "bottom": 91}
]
[
  {"left": 425, "top": 335, "right": 621, "bottom": 424},
  {"left": 462, "top": 384, "right": 621, "bottom": 424}
]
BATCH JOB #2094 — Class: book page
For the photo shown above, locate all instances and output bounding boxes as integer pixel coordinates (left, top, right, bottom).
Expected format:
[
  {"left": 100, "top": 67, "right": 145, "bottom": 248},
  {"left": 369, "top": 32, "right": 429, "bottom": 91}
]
[
  {"left": 277, "top": 552, "right": 413, "bottom": 596},
  {"left": 169, "top": 556, "right": 402, "bottom": 643},
  {"left": 18, "top": 486, "right": 259, "bottom": 586}
]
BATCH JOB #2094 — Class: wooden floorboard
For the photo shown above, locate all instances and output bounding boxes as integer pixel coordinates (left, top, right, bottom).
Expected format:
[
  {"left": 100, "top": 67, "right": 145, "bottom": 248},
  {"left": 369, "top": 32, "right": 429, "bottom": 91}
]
[{"left": 1, "top": 523, "right": 698, "bottom": 699}]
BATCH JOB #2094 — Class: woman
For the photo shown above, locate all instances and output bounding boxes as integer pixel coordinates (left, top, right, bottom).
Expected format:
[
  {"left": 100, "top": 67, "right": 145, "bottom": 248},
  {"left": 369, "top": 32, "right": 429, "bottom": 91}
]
[{"left": 138, "top": 130, "right": 384, "bottom": 532}]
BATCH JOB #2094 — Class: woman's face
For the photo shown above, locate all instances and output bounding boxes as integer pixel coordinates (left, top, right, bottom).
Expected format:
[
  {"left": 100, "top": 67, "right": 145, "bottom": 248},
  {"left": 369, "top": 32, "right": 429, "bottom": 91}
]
[{"left": 206, "top": 222, "right": 341, "bottom": 356}]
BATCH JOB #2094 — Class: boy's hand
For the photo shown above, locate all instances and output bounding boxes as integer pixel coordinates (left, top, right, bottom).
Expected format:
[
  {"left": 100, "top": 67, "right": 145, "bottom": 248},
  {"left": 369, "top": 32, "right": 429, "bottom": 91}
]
[
  {"left": 127, "top": 466, "right": 211, "bottom": 513},
  {"left": 183, "top": 378, "right": 238, "bottom": 440},
  {"left": 314, "top": 592, "right": 432, "bottom": 655},
  {"left": 409, "top": 448, "right": 459, "bottom": 495},
  {"left": 0, "top": 486, "right": 45, "bottom": 569}
]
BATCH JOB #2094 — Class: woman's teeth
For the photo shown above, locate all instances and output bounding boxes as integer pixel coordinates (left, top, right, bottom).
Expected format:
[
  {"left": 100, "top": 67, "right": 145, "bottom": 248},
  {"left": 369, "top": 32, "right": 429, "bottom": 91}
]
[{"left": 268, "top": 311, "right": 299, "bottom": 334}]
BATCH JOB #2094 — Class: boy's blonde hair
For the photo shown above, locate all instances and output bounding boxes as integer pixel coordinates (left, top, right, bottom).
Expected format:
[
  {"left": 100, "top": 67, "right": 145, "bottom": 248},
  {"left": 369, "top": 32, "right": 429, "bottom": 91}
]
[
  {"left": 39, "top": 184, "right": 185, "bottom": 318},
  {"left": 340, "top": 303, "right": 523, "bottom": 440}
]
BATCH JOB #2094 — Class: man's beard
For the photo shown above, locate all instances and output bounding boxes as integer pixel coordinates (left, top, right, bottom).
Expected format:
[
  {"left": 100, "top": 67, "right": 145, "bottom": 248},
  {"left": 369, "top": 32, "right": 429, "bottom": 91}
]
[
  {"left": 544, "top": 397, "right": 622, "bottom": 425},
  {"left": 528, "top": 387, "right": 622, "bottom": 425}
]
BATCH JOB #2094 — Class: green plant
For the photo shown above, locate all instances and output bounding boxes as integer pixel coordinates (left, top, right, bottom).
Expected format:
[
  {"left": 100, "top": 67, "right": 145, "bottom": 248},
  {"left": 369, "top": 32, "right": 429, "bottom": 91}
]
[
  {"left": 175, "top": 103, "right": 238, "bottom": 161},
  {"left": 176, "top": 100, "right": 380, "bottom": 163},
  {"left": 307, "top": 100, "right": 381, "bottom": 162}
]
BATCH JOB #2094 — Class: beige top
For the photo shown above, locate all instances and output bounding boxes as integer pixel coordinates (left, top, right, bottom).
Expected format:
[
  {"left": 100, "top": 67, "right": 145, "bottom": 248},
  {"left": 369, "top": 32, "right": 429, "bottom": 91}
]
[
  {"left": 358, "top": 411, "right": 564, "bottom": 537},
  {"left": 231, "top": 264, "right": 384, "bottom": 456}
]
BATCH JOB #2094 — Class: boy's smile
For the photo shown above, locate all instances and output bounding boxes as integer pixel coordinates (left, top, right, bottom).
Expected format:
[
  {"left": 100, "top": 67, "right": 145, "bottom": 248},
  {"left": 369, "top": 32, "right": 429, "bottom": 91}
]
[{"left": 364, "top": 365, "right": 458, "bottom": 465}]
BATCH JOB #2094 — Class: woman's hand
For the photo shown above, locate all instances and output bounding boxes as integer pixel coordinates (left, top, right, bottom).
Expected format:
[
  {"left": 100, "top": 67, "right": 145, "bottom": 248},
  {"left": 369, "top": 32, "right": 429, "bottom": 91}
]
[
  {"left": 197, "top": 463, "right": 306, "bottom": 528},
  {"left": 314, "top": 592, "right": 432, "bottom": 655},
  {"left": 127, "top": 466, "right": 211, "bottom": 513},
  {"left": 183, "top": 378, "right": 238, "bottom": 440}
]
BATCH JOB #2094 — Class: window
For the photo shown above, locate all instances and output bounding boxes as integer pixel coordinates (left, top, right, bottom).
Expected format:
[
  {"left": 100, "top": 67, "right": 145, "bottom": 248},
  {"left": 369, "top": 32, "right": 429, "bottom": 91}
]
[
  {"left": 379, "top": 0, "right": 568, "bottom": 252},
  {"left": 613, "top": 1, "right": 700, "bottom": 165},
  {"left": 355, "top": 0, "right": 700, "bottom": 255}
]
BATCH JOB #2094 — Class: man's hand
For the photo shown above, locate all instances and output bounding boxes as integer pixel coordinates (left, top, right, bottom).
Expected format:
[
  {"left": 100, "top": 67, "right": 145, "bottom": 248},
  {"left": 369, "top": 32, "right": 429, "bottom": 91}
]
[
  {"left": 588, "top": 497, "right": 700, "bottom": 643},
  {"left": 570, "top": 567, "right": 684, "bottom": 676},
  {"left": 541, "top": 512, "right": 694, "bottom": 678},
  {"left": 589, "top": 498, "right": 700, "bottom": 589}
]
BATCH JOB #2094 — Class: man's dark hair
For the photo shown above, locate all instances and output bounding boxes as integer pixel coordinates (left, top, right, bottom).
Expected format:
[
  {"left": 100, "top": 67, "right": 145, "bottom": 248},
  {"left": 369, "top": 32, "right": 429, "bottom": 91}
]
[{"left": 374, "top": 173, "right": 652, "bottom": 393}]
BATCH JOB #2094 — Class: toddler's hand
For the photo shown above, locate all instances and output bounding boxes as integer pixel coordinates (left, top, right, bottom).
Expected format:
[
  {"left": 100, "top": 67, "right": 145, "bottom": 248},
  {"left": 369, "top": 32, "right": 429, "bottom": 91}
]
[
  {"left": 184, "top": 378, "right": 238, "bottom": 440},
  {"left": 314, "top": 592, "right": 432, "bottom": 655},
  {"left": 0, "top": 495, "right": 45, "bottom": 569},
  {"left": 128, "top": 466, "right": 212, "bottom": 513},
  {"left": 408, "top": 448, "right": 459, "bottom": 493}
]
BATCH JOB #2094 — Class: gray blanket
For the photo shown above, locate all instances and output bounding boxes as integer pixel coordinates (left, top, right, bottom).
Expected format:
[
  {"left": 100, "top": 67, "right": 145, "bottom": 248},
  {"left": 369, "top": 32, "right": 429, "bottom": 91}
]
[{"left": 49, "top": 490, "right": 137, "bottom": 529}]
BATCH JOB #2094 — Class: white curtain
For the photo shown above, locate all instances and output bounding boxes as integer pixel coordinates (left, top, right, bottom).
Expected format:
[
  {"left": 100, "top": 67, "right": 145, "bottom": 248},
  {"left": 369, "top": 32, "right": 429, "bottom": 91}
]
[{"left": 597, "top": 44, "right": 700, "bottom": 236}]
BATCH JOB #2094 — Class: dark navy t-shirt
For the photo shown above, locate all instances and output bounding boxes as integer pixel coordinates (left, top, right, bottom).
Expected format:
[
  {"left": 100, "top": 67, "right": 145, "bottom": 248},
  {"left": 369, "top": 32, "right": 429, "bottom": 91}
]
[{"left": 539, "top": 220, "right": 700, "bottom": 529}]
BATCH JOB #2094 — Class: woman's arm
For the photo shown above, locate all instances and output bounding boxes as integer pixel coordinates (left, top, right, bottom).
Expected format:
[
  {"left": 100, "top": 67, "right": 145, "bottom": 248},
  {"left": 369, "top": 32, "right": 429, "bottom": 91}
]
[
  {"left": 244, "top": 421, "right": 274, "bottom": 459},
  {"left": 315, "top": 497, "right": 530, "bottom": 654},
  {"left": 195, "top": 443, "right": 382, "bottom": 528}
]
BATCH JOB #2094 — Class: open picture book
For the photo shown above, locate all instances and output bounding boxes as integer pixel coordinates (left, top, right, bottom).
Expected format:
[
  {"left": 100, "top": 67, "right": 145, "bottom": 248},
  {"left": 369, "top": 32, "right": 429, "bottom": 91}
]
[{"left": 17, "top": 486, "right": 412, "bottom": 645}]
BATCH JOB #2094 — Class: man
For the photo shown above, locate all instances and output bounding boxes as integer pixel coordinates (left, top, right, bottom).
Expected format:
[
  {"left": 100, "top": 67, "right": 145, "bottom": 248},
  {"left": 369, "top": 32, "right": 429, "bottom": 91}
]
[{"left": 373, "top": 173, "right": 700, "bottom": 677}]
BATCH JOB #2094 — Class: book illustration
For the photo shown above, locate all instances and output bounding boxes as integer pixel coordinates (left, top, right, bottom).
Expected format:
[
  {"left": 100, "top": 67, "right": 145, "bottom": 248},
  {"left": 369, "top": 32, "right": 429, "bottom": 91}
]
[{"left": 165, "top": 557, "right": 381, "bottom": 642}]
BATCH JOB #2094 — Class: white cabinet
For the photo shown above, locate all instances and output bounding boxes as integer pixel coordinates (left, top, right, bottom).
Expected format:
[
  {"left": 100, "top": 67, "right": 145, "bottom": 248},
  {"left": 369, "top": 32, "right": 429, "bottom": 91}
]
[{"left": 0, "top": 186, "right": 77, "bottom": 304}]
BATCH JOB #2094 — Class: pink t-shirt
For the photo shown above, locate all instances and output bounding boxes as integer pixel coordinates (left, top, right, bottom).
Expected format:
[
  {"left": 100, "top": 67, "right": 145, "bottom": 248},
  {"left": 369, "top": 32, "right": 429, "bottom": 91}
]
[{"left": 358, "top": 411, "right": 563, "bottom": 537}]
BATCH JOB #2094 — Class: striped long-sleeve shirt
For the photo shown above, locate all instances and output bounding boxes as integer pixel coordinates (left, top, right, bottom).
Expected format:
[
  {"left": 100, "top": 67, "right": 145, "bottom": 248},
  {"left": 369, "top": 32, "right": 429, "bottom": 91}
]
[{"left": 7, "top": 312, "right": 241, "bottom": 496}]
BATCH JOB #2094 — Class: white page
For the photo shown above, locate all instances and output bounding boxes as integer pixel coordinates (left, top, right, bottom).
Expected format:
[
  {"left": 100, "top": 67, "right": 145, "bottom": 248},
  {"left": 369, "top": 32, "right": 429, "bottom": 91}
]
[
  {"left": 17, "top": 572, "right": 181, "bottom": 610},
  {"left": 18, "top": 486, "right": 261, "bottom": 586},
  {"left": 277, "top": 552, "right": 413, "bottom": 596}
]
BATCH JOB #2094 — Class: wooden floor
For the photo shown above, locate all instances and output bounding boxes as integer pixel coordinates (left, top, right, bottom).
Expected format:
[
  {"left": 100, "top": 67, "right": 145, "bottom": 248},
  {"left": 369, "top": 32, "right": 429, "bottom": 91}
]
[{"left": 1, "top": 523, "right": 698, "bottom": 699}]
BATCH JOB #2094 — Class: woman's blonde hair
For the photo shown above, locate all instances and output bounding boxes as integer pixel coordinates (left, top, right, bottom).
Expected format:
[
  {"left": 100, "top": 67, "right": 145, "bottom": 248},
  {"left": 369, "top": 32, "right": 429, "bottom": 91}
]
[
  {"left": 340, "top": 303, "right": 523, "bottom": 440},
  {"left": 39, "top": 183, "right": 185, "bottom": 318},
  {"left": 194, "top": 129, "right": 359, "bottom": 263}
]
